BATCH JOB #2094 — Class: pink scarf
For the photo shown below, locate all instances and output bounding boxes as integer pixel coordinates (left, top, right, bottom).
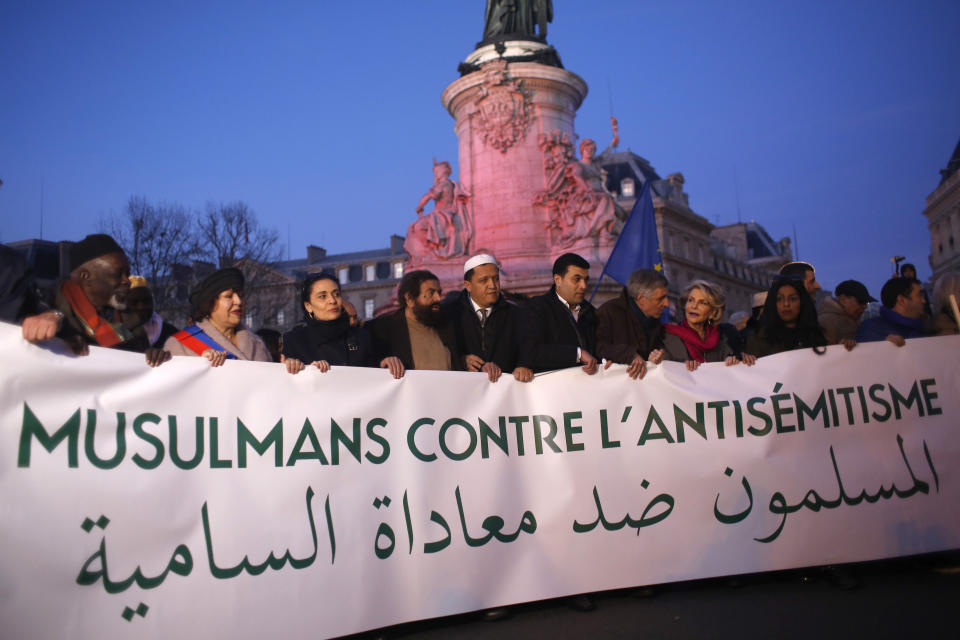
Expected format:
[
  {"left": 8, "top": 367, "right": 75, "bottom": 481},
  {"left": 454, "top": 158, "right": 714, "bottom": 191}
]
[{"left": 664, "top": 320, "right": 719, "bottom": 363}]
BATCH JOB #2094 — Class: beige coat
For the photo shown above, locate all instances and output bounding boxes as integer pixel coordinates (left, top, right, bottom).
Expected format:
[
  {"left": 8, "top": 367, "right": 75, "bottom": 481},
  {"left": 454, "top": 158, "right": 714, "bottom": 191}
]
[
  {"left": 817, "top": 297, "right": 858, "bottom": 344},
  {"left": 164, "top": 318, "right": 272, "bottom": 362}
]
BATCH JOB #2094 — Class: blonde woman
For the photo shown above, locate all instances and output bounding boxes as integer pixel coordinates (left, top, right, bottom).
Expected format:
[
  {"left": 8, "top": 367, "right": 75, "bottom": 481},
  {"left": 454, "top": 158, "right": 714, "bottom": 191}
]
[{"left": 659, "top": 280, "right": 756, "bottom": 371}]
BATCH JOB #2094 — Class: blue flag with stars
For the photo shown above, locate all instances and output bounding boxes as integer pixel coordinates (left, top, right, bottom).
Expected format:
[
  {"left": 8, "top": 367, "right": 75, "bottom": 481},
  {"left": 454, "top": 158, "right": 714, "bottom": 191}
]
[{"left": 598, "top": 178, "right": 662, "bottom": 286}]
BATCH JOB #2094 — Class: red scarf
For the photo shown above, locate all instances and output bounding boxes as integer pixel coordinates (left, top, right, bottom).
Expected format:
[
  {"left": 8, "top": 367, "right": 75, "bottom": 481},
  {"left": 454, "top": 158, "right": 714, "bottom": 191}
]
[
  {"left": 664, "top": 320, "right": 719, "bottom": 363},
  {"left": 60, "top": 280, "right": 127, "bottom": 347}
]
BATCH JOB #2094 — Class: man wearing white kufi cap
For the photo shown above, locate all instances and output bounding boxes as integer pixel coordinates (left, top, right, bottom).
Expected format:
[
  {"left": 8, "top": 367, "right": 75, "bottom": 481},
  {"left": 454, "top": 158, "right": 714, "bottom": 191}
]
[{"left": 442, "top": 253, "right": 533, "bottom": 382}]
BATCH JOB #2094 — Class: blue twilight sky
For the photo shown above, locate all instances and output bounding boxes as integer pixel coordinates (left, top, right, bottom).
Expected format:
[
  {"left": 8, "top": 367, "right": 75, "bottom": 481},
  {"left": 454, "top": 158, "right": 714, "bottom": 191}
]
[{"left": 2, "top": 1, "right": 958, "bottom": 299}]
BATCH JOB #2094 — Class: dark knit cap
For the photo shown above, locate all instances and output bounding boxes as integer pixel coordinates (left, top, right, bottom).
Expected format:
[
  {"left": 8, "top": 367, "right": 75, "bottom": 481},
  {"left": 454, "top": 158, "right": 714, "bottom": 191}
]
[
  {"left": 189, "top": 267, "right": 245, "bottom": 310},
  {"left": 69, "top": 234, "right": 125, "bottom": 270}
]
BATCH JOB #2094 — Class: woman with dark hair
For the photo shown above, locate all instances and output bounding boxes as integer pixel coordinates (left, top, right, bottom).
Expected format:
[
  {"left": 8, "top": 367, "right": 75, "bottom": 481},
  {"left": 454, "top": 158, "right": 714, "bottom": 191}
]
[
  {"left": 164, "top": 267, "right": 272, "bottom": 365},
  {"left": 282, "top": 273, "right": 404, "bottom": 378},
  {"left": 745, "top": 277, "right": 828, "bottom": 357},
  {"left": 658, "top": 280, "right": 756, "bottom": 371}
]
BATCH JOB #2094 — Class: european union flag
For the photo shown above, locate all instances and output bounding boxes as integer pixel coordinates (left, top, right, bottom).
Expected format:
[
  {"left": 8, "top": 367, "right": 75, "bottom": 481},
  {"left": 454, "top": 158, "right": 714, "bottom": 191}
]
[{"left": 597, "top": 178, "right": 662, "bottom": 287}]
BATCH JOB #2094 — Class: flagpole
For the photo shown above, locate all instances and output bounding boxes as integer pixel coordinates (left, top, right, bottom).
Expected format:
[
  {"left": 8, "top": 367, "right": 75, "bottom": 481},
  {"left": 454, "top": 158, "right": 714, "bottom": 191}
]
[{"left": 588, "top": 272, "right": 606, "bottom": 303}]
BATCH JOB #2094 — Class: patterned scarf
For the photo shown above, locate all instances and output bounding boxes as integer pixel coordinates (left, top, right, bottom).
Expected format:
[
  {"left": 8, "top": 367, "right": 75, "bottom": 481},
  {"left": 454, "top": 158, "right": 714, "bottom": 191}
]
[{"left": 60, "top": 280, "right": 131, "bottom": 347}]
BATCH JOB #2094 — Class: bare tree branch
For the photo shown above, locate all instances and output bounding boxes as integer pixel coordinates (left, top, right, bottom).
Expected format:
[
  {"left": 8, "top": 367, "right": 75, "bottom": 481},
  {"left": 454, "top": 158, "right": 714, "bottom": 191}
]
[
  {"left": 101, "top": 196, "right": 200, "bottom": 306},
  {"left": 196, "top": 201, "right": 285, "bottom": 327}
]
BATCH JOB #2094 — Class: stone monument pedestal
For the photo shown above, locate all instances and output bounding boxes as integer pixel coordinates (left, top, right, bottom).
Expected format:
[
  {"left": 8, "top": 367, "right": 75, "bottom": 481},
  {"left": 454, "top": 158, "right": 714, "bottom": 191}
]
[{"left": 403, "top": 45, "right": 624, "bottom": 302}]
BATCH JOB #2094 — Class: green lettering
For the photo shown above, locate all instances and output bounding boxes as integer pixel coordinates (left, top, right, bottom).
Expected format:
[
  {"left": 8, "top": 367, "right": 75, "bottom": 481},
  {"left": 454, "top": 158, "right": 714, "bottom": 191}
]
[
  {"left": 330, "top": 418, "right": 362, "bottom": 465},
  {"left": 286, "top": 418, "right": 329, "bottom": 466},
  {"left": 746, "top": 397, "right": 772, "bottom": 436},
  {"left": 562, "top": 411, "right": 584, "bottom": 451},
  {"left": 707, "top": 400, "right": 728, "bottom": 439},
  {"left": 407, "top": 418, "right": 436, "bottom": 462},
  {"left": 18, "top": 403, "right": 80, "bottom": 468},
  {"left": 637, "top": 405, "right": 674, "bottom": 445},
  {"left": 532, "top": 415, "right": 562, "bottom": 454},
  {"left": 600, "top": 409, "right": 620, "bottom": 448},
  {"left": 237, "top": 419, "right": 283, "bottom": 468},
  {"left": 835, "top": 387, "right": 856, "bottom": 425},
  {"left": 890, "top": 381, "right": 924, "bottom": 420},
  {"left": 794, "top": 392, "right": 830, "bottom": 430},
  {"left": 365, "top": 418, "right": 390, "bottom": 464},
  {"left": 869, "top": 384, "right": 892, "bottom": 422},
  {"left": 479, "top": 417, "right": 509, "bottom": 458},
  {"left": 132, "top": 413, "right": 165, "bottom": 469},
  {"left": 84, "top": 411, "right": 126, "bottom": 469},
  {"left": 439, "top": 418, "right": 477, "bottom": 461},
  {"left": 673, "top": 403, "right": 706, "bottom": 442},
  {"left": 771, "top": 394, "right": 795, "bottom": 433},
  {"left": 920, "top": 378, "right": 943, "bottom": 416},
  {"left": 169, "top": 416, "right": 205, "bottom": 470}
]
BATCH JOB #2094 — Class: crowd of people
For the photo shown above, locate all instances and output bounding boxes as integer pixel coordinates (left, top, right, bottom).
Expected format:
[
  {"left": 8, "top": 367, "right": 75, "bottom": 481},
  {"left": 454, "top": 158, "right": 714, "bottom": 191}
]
[{"left": 3, "top": 233, "right": 959, "bottom": 381}]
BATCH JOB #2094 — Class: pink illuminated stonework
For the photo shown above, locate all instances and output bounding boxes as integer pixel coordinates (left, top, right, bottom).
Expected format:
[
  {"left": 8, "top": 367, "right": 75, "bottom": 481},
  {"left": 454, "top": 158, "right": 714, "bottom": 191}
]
[{"left": 402, "top": 51, "right": 624, "bottom": 296}]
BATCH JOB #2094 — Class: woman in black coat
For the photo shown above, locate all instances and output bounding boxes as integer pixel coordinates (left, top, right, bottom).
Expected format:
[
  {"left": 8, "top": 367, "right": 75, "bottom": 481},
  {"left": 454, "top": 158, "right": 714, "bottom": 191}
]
[
  {"left": 745, "top": 277, "right": 827, "bottom": 357},
  {"left": 282, "top": 273, "right": 404, "bottom": 378}
]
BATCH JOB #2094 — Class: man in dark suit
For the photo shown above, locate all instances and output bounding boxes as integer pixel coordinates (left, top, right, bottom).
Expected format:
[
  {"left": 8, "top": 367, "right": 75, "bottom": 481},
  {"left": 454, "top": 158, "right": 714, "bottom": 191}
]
[
  {"left": 367, "top": 269, "right": 460, "bottom": 371},
  {"left": 522, "top": 252, "right": 603, "bottom": 375},
  {"left": 443, "top": 253, "right": 533, "bottom": 382}
]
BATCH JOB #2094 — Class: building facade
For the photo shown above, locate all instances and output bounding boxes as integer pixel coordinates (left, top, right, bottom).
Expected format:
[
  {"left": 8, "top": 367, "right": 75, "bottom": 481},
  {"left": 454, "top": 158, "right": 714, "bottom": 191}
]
[
  {"left": 924, "top": 137, "right": 960, "bottom": 281},
  {"left": 598, "top": 149, "right": 791, "bottom": 315}
]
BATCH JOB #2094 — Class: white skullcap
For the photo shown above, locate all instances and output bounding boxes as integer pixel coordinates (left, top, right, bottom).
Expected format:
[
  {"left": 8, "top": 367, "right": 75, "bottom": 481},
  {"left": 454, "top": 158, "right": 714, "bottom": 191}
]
[{"left": 464, "top": 253, "right": 497, "bottom": 275}]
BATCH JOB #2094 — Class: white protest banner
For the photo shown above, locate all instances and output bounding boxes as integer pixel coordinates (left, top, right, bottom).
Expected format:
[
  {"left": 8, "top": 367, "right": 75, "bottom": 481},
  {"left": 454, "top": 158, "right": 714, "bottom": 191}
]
[{"left": 1, "top": 321, "right": 958, "bottom": 638}]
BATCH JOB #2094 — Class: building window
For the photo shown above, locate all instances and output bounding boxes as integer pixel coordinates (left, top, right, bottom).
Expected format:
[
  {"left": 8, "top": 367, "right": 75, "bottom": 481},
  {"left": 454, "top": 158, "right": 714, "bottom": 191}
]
[
  {"left": 620, "top": 178, "right": 635, "bottom": 198},
  {"left": 365, "top": 264, "right": 376, "bottom": 282},
  {"left": 245, "top": 312, "right": 254, "bottom": 327},
  {"left": 338, "top": 268, "right": 348, "bottom": 285},
  {"left": 393, "top": 262, "right": 404, "bottom": 279},
  {"left": 276, "top": 309, "right": 285, "bottom": 326},
  {"left": 348, "top": 265, "right": 362, "bottom": 282},
  {"left": 364, "top": 299, "right": 375, "bottom": 320}
]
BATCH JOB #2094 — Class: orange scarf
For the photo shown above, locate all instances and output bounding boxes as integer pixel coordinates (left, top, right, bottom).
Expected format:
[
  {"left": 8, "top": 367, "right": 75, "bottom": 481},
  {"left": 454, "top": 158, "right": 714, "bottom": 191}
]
[{"left": 60, "top": 280, "right": 128, "bottom": 347}]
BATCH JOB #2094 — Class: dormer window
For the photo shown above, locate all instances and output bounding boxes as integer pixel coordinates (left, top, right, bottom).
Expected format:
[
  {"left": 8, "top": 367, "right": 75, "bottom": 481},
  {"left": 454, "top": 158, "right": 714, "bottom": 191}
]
[{"left": 620, "top": 178, "right": 635, "bottom": 198}]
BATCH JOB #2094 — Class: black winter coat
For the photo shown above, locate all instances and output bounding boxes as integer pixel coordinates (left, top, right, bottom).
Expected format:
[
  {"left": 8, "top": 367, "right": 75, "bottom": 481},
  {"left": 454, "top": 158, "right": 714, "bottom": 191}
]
[
  {"left": 442, "top": 290, "right": 528, "bottom": 372},
  {"left": 520, "top": 286, "right": 597, "bottom": 373},
  {"left": 282, "top": 314, "right": 378, "bottom": 367}
]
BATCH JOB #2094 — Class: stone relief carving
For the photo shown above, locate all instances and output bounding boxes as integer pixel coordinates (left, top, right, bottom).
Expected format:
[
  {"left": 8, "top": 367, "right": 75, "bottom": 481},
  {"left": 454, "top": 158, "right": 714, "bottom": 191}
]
[
  {"left": 473, "top": 61, "right": 532, "bottom": 154},
  {"left": 405, "top": 160, "right": 473, "bottom": 263},
  {"left": 534, "top": 131, "right": 625, "bottom": 248}
]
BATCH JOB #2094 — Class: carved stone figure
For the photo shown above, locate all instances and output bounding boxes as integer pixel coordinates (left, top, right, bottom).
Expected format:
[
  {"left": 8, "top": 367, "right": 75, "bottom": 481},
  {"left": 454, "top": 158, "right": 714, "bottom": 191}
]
[
  {"left": 474, "top": 61, "right": 532, "bottom": 154},
  {"left": 405, "top": 161, "right": 473, "bottom": 262},
  {"left": 483, "top": 0, "right": 553, "bottom": 41},
  {"left": 535, "top": 132, "right": 625, "bottom": 248}
]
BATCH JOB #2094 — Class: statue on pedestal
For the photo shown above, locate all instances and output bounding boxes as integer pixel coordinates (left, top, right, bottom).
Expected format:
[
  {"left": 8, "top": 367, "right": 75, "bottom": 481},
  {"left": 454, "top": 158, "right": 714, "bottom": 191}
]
[
  {"left": 535, "top": 131, "right": 625, "bottom": 248},
  {"left": 483, "top": 0, "right": 553, "bottom": 42},
  {"left": 405, "top": 161, "right": 473, "bottom": 263}
]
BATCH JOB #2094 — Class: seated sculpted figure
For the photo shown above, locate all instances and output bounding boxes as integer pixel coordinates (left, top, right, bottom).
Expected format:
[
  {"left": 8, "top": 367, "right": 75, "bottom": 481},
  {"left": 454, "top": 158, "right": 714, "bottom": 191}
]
[
  {"left": 542, "top": 138, "right": 624, "bottom": 247},
  {"left": 405, "top": 161, "right": 473, "bottom": 262}
]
